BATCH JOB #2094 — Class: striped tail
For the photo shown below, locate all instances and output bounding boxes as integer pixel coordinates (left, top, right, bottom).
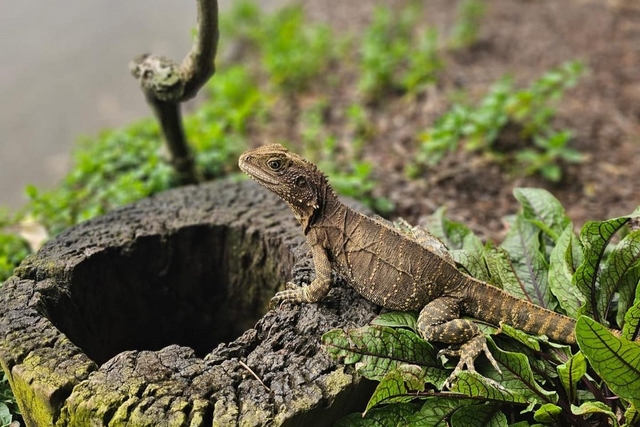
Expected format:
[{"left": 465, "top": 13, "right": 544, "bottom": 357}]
[{"left": 465, "top": 279, "right": 576, "bottom": 344}]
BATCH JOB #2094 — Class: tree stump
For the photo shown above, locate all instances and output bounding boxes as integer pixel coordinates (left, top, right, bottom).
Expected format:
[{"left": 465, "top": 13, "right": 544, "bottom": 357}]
[{"left": 0, "top": 179, "right": 378, "bottom": 426}]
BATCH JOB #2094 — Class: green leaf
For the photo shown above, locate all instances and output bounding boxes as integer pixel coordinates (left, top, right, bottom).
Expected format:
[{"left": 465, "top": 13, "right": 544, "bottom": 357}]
[
  {"left": 484, "top": 247, "right": 517, "bottom": 291},
  {"left": 575, "top": 316, "right": 640, "bottom": 409},
  {"left": 451, "top": 249, "right": 491, "bottom": 282},
  {"left": 533, "top": 403, "right": 562, "bottom": 423},
  {"left": 513, "top": 188, "right": 569, "bottom": 241},
  {"left": 605, "top": 230, "right": 640, "bottom": 327},
  {"left": 624, "top": 404, "right": 639, "bottom": 427},
  {"left": 450, "top": 404, "right": 507, "bottom": 427},
  {"left": 370, "top": 311, "right": 418, "bottom": 333},
  {"left": 623, "top": 284, "right": 640, "bottom": 341},
  {"left": 451, "top": 371, "right": 530, "bottom": 405},
  {"left": 500, "top": 215, "right": 555, "bottom": 310},
  {"left": 556, "top": 351, "right": 587, "bottom": 404},
  {"left": 482, "top": 338, "right": 558, "bottom": 405},
  {"left": 322, "top": 325, "right": 442, "bottom": 381},
  {"left": 365, "top": 364, "right": 427, "bottom": 413},
  {"left": 335, "top": 403, "right": 421, "bottom": 427},
  {"left": 499, "top": 323, "right": 542, "bottom": 351},
  {"left": 426, "top": 207, "right": 484, "bottom": 253},
  {"left": 573, "top": 217, "right": 629, "bottom": 321},
  {"left": 571, "top": 401, "right": 619, "bottom": 427},
  {"left": 0, "top": 403, "right": 11, "bottom": 427},
  {"left": 548, "top": 224, "right": 583, "bottom": 318},
  {"left": 407, "top": 398, "right": 476, "bottom": 427}
]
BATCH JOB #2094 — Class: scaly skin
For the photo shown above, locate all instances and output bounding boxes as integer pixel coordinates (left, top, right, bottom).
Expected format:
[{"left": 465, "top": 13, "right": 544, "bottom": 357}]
[{"left": 238, "top": 144, "right": 576, "bottom": 385}]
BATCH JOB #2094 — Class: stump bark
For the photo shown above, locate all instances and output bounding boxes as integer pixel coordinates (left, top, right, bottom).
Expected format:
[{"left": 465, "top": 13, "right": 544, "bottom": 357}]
[{"left": 0, "top": 179, "right": 378, "bottom": 426}]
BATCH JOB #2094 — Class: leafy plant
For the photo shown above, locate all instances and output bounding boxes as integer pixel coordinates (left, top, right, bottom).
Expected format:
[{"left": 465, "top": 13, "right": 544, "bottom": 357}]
[
  {"left": 26, "top": 120, "right": 175, "bottom": 235},
  {"left": 449, "top": 0, "right": 486, "bottom": 49},
  {"left": 0, "top": 373, "right": 19, "bottom": 427},
  {"left": 222, "top": 1, "right": 336, "bottom": 93},
  {"left": 411, "top": 61, "right": 586, "bottom": 182},
  {"left": 297, "top": 101, "right": 393, "bottom": 213},
  {"left": 359, "top": 4, "right": 442, "bottom": 99},
  {"left": 0, "top": 233, "right": 30, "bottom": 285},
  {"left": 325, "top": 189, "right": 640, "bottom": 426}
]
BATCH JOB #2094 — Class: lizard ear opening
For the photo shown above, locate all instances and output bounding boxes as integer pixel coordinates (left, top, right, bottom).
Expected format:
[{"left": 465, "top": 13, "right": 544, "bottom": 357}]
[{"left": 295, "top": 176, "right": 307, "bottom": 187}]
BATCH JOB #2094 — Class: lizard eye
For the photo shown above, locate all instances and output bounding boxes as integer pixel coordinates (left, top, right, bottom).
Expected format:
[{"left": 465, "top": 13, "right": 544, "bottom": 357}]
[
  {"left": 295, "top": 176, "right": 307, "bottom": 187},
  {"left": 267, "top": 158, "right": 283, "bottom": 171}
]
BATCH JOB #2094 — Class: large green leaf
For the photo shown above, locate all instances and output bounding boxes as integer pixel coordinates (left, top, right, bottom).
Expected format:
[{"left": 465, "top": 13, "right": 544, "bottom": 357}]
[
  {"left": 365, "top": 364, "right": 428, "bottom": 413},
  {"left": 451, "top": 371, "right": 530, "bottom": 405},
  {"left": 499, "top": 215, "right": 555, "bottom": 310},
  {"left": 426, "top": 206, "right": 484, "bottom": 253},
  {"left": 608, "top": 230, "right": 640, "bottom": 327},
  {"left": 573, "top": 217, "right": 629, "bottom": 321},
  {"left": 334, "top": 403, "right": 421, "bottom": 427},
  {"left": 599, "top": 230, "right": 640, "bottom": 324},
  {"left": 481, "top": 338, "right": 558, "bottom": 405},
  {"left": 451, "top": 249, "right": 491, "bottom": 282},
  {"left": 406, "top": 397, "right": 476, "bottom": 427},
  {"left": 623, "top": 284, "right": 640, "bottom": 341},
  {"left": 575, "top": 316, "right": 640, "bottom": 409},
  {"left": 513, "top": 188, "right": 569, "bottom": 242},
  {"left": 533, "top": 403, "right": 562, "bottom": 424},
  {"left": 484, "top": 247, "right": 517, "bottom": 291},
  {"left": 548, "top": 224, "right": 583, "bottom": 318},
  {"left": 570, "top": 401, "right": 618, "bottom": 427},
  {"left": 322, "top": 325, "right": 442, "bottom": 381},
  {"left": 370, "top": 311, "right": 418, "bottom": 333},
  {"left": 450, "top": 404, "right": 507, "bottom": 427},
  {"left": 556, "top": 351, "right": 587, "bottom": 404}
]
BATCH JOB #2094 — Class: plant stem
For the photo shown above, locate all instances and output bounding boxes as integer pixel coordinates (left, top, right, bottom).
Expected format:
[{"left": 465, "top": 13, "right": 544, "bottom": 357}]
[{"left": 130, "top": 0, "right": 220, "bottom": 184}]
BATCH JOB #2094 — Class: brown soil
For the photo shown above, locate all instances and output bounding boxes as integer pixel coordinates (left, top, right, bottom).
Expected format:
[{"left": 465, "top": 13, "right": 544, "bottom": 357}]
[{"left": 259, "top": 0, "right": 640, "bottom": 242}]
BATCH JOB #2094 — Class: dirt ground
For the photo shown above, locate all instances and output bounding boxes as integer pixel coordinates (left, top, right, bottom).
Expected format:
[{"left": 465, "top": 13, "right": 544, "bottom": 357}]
[{"left": 274, "top": 0, "right": 640, "bottom": 242}]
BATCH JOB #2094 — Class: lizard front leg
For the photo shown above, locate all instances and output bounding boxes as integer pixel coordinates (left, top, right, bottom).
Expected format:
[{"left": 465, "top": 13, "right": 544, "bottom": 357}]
[
  {"left": 417, "top": 296, "right": 500, "bottom": 388},
  {"left": 270, "top": 243, "right": 332, "bottom": 308}
]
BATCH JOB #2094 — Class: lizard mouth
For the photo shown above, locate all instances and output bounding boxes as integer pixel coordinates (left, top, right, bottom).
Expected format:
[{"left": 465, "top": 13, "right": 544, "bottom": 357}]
[{"left": 238, "top": 156, "right": 281, "bottom": 186}]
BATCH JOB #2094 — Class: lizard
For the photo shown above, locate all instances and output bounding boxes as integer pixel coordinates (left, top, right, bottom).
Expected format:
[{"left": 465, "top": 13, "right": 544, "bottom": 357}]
[{"left": 238, "top": 143, "right": 578, "bottom": 385}]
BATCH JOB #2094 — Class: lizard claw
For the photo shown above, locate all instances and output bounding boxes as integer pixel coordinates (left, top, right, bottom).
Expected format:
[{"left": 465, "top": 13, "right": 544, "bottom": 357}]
[
  {"left": 269, "top": 285, "right": 307, "bottom": 309},
  {"left": 438, "top": 336, "right": 502, "bottom": 389}
]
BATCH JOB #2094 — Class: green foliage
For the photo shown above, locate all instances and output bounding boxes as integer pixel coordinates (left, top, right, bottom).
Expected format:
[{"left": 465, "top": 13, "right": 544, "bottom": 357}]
[
  {"left": 412, "top": 61, "right": 586, "bottom": 182},
  {"left": 261, "top": 7, "right": 335, "bottom": 92},
  {"left": 187, "top": 64, "right": 262, "bottom": 178},
  {"left": 0, "top": 232, "right": 30, "bottom": 284},
  {"left": 26, "top": 120, "right": 174, "bottom": 235},
  {"left": 298, "top": 101, "right": 393, "bottom": 213},
  {"left": 222, "top": 1, "right": 336, "bottom": 92},
  {"left": 576, "top": 316, "right": 640, "bottom": 410},
  {"left": 328, "top": 189, "right": 640, "bottom": 426},
  {"left": 359, "top": 4, "right": 442, "bottom": 98},
  {"left": 449, "top": 0, "right": 486, "bottom": 49},
  {"left": 0, "top": 374, "right": 19, "bottom": 427}
]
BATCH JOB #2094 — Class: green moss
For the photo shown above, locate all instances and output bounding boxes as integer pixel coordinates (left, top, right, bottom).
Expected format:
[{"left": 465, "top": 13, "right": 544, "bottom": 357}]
[{"left": 9, "top": 355, "right": 69, "bottom": 427}]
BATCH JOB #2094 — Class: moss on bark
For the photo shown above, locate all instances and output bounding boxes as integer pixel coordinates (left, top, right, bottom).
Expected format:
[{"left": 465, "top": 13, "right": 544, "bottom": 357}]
[{"left": 0, "top": 179, "right": 377, "bottom": 426}]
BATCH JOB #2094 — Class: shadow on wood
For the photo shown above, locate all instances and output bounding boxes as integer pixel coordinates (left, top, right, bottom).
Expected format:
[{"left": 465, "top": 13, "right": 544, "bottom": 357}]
[{"left": 0, "top": 179, "right": 378, "bottom": 426}]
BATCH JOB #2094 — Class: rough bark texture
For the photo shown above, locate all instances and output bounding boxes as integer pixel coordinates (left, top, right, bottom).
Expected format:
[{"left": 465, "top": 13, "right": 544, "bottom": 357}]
[{"left": 0, "top": 179, "right": 378, "bottom": 426}]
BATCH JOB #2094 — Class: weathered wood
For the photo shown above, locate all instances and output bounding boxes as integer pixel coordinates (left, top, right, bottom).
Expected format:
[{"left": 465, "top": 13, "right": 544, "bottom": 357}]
[{"left": 0, "top": 179, "right": 378, "bottom": 426}]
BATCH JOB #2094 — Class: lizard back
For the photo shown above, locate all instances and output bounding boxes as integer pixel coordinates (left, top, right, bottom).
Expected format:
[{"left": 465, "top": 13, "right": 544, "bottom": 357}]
[{"left": 310, "top": 203, "right": 466, "bottom": 311}]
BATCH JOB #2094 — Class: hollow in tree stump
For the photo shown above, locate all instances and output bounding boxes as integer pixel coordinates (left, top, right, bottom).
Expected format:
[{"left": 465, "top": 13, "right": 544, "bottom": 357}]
[{"left": 0, "top": 179, "right": 379, "bottom": 426}]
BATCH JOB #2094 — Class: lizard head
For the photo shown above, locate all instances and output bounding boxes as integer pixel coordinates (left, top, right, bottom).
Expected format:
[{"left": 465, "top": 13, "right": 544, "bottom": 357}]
[{"left": 239, "top": 144, "right": 332, "bottom": 230}]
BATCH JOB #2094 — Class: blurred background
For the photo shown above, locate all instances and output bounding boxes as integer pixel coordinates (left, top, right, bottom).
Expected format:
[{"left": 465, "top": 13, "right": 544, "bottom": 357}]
[{"left": 0, "top": 0, "right": 285, "bottom": 211}]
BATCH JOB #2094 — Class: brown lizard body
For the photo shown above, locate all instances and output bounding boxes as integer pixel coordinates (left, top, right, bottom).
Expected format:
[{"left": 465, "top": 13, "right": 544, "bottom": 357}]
[{"left": 239, "top": 144, "right": 576, "bottom": 384}]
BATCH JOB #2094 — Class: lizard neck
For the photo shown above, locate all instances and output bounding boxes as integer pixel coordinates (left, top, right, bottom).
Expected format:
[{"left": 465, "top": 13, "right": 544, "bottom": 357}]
[{"left": 301, "top": 182, "right": 342, "bottom": 234}]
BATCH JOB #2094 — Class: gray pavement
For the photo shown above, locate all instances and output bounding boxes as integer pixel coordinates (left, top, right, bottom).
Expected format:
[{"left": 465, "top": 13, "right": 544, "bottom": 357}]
[{"left": 0, "top": 1, "right": 221, "bottom": 210}]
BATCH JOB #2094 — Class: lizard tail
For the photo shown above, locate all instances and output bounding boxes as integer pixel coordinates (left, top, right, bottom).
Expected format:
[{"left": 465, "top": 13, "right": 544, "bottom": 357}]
[{"left": 465, "top": 280, "right": 577, "bottom": 344}]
